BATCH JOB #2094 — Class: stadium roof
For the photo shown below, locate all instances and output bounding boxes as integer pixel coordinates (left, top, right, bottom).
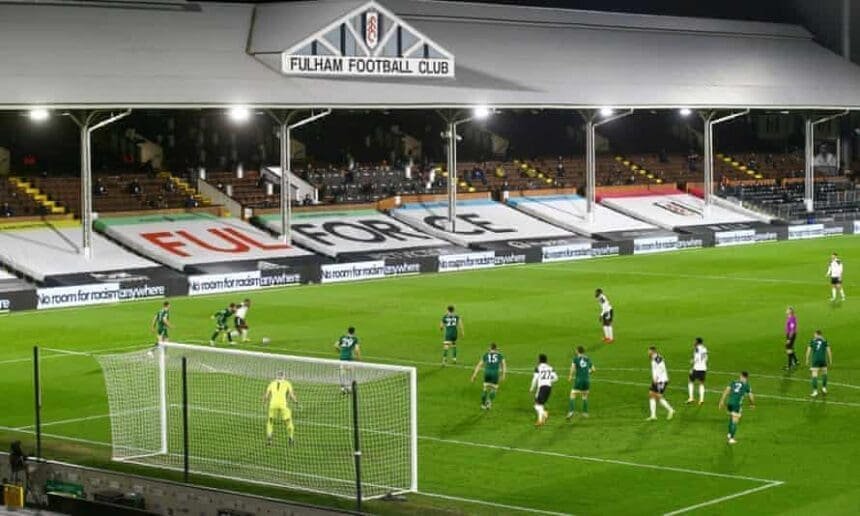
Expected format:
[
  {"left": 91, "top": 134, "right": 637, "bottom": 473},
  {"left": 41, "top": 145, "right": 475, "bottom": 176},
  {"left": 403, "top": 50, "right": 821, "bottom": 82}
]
[{"left": 1, "top": 0, "right": 859, "bottom": 110}]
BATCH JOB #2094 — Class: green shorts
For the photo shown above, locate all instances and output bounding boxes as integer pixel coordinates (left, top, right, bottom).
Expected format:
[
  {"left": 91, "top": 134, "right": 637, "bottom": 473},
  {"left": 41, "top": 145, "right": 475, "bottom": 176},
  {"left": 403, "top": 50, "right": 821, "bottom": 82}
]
[
  {"left": 573, "top": 379, "right": 590, "bottom": 392},
  {"left": 726, "top": 403, "right": 741, "bottom": 414},
  {"left": 157, "top": 326, "right": 168, "bottom": 338},
  {"left": 444, "top": 334, "right": 458, "bottom": 343},
  {"left": 811, "top": 361, "right": 827, "bottom": 369},
  {"left": 483, "top": 373, "right": 499, "bottom": 386}
]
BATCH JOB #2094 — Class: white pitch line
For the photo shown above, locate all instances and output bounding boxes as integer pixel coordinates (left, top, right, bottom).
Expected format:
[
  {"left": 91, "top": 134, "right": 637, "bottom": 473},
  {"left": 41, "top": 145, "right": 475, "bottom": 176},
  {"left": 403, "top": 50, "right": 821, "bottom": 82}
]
[
  {"left": 600, "top": 367, "right": 860, "bottom": 391},
  {"left": 15, "top": 408, "right": 780, "bottom": 485},
  {"left": 662, "top": 481, "right": 784, "bottom": 516},
  {"left": 419, "top": 492, "right": 572, "bottom": 516},
  {"left": 0, "top": 425, "right": 111, "bottom": 448},
  {"left": 0, "top": 343, "right": 146, "bottom": 365},
  {"left": 422, "top": 436, "right": 780, "bottom": 484},
  {"left": 545, "top": 266, "right": 852, "bottom": 287}
]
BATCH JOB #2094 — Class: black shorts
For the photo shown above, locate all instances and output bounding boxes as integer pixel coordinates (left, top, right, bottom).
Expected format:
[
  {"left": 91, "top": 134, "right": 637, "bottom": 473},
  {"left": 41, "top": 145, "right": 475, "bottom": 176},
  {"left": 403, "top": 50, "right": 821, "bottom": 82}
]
[
  {"left": 688, "top": 370, "right": 706, "bottom": 382},
  {"left": 535, "top": 385, "right": 552, "bottom": 405},
  {"left": 785, "top": 334, "right": 796, "bottom": 349},
  {"left": 831, "top": 277, "right": 842, "bottom": 285},
  {"left": 650, "top": 381, "right": 668, "bottom": 394},
  {"left": 602, "top": 310, "right": 614, "bottom": 325},
  {"left": 235, "top": 317, "right": 247, "bottom": 330}
]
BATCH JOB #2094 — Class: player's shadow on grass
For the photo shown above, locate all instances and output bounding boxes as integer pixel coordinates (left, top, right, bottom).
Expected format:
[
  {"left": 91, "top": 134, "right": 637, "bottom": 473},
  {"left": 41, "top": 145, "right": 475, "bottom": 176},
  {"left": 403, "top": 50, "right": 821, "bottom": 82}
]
[
  {"left": 716, "top": 443, "right": 736, "bottom": 470},
  {"left": 440, "top": 413, "right": 485, "bottom": 436},
  {"left": 778, "top": 371, "right": 795, "bottom": 394}
]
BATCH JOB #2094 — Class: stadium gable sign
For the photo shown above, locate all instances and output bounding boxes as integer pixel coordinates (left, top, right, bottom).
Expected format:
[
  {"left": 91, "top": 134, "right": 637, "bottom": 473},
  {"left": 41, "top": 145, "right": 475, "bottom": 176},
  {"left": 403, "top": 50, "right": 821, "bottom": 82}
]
[{"left": 281, "top": 1, "right": 455, "bottom": 79}]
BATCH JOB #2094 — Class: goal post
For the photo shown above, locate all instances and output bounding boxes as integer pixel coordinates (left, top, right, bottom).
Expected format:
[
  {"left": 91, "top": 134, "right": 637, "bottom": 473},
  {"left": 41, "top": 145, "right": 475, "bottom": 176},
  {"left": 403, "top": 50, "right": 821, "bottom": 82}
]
[{"left": 96, "top": 342, "right": 418, "bottom": 500}]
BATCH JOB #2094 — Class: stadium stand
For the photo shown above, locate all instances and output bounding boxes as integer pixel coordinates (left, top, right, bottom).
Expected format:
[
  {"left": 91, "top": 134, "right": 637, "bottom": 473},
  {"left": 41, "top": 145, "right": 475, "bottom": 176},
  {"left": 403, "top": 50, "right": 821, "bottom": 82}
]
[
  {"left": 0, "top": 225, "right": 156, "bottom": 282},
  {"left": 600, "top": 187, "right": 768, "bottom": 229},
  {"left": 507, "top": 194, "right": 658, "bottom": 237},
  {"left": 390, "top": 198, "right": 576, "bottom": 247},
  {"left": 19, "top": 172, "right": 209, "bottom": 218},
  {"left": 257, "top": 208, "right": 451, "bottom": 258},
  {"left": 94, "top": 212, "right": 313, "bottom": 271},
  {"left": 1, "top": 177, "right": 43, "bottom": 217},
  {"left": 722, "top": 177, "right": 860, "bottom": 222}
]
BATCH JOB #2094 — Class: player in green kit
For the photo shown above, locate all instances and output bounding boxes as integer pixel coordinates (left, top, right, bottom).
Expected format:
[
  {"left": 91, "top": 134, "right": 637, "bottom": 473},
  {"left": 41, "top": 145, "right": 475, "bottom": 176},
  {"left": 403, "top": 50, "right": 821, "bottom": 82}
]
[
  {"left": 440, "top": 305, "right": 464, "bottom": 365},
  {"left": 209, "top": 303, "right": 236, "bottom": 346},
  {"left": 718, "top": 371, "right": 756, "bottom": 444},
  {"left": 805, "top": 329, "right": 832, "bottom": 397},
  {"left": 151, "top": 301, "right": 171, "bottom": 345},
  {"left": 335, "top": 327, "right": 361, "bottom": 394},
  {"left": 470, "top": 343, "right": 506, "bottom": 410},
  {"left": 567, "top": 346, "right": 595, "bottom": 420}
]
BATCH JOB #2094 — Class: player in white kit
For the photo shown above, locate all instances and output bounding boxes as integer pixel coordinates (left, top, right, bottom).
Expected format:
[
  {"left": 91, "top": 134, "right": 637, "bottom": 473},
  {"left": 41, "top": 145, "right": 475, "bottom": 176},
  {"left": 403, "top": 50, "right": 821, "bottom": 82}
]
[
  {"left": 530, "top": 354, "right": 558, "bottom": 427},
  {"left": 595, "top": 288, "right": 614, "bottom": 343},
  {"left": 827, "top": 253, "right": 845, "bottom": 301},
  {"left": 234, "top": 298, "right": 251, "bottom": 343},
  {"left": 647, "top": 346, "right": 675, "bottom": 421},
  {"left": 686, "top": 337, "right": 708, "bottom": 405}
]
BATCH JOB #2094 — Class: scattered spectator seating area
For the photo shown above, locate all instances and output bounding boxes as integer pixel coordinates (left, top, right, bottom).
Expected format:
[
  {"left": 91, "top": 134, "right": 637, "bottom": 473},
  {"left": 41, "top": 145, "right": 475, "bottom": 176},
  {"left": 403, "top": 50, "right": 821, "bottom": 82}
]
[
  {"left": 203, "top": 170, "right": 277, "bottom": 208},
  {"left": 26, "top": 173, "right": 207, "bottom": 217},
  {"left": 1, "top": 177, "right": 42, "bottom": 217},
  {"left": 722, "top": 179, "right": 860, "bottom": 222},
  {"left": 206, "top": 167, "right": 434, "bottom": 207},
  {"left": 308, "top": 166, "right": 429, "bottom": 203},
  {"left": 208, "top": 152, "right": 829, "bottom": 211}
]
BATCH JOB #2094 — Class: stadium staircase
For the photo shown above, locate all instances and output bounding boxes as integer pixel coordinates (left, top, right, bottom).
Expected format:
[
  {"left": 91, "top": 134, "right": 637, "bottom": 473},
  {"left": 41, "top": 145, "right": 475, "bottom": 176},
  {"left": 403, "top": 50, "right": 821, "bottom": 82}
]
[
  {"left": 716, "top": 153, "right": 766, "bottom": 180},
  {"left": 613, "top": 155, "right": 666, "bottom": 185},
  {"left": 168, "top": 172, "right": 210, "bottom": 206},
  {"left": 8, "top": 176, "right": 67, "bottom": 214}
]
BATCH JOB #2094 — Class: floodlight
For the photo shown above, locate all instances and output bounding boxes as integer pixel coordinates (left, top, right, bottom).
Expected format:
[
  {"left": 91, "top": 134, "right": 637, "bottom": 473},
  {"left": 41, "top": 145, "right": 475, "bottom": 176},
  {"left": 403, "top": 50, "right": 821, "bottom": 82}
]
[
  {"left": 472, "top": 106, "right": 492, "bottom": 120},
  {"left": 679, "top": 108, "right": 692, "bottom": 117},
  {"left": 28, "top": 108, "right": 49, "bottom": 122},
  {"left": 599, "top": 107, "right": 614, "bottom": 117},
  {"left": 228, "top": 106, "right": 251, "bottom": 123}
]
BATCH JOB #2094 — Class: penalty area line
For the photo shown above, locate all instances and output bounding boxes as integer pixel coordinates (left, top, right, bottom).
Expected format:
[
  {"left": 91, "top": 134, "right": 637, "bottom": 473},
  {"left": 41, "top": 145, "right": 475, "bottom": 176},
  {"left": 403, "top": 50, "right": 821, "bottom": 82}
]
[
  {"left": 418, "top": 491, "right": 572, "bottom": 516},
  {"left": 662, "top": 481, "right": 784, "bottom": 516}
]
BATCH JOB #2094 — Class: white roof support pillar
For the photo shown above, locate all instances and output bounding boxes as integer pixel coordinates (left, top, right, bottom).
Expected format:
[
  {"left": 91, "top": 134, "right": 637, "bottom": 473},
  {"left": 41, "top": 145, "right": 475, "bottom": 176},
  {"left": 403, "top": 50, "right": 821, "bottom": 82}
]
[
  {"left": 67, "top": 109, "right": 131, "bottom": 259},
  {"left": 804, "top": 109, "right": 850, "bottom": 213},
  {"left": 266, "top": 109, "right": 331, "bottom": 245},
  {"left": 700, "top": 109, "right": 748, "bottom": 218},
  {"left": 583, "top": 109, "right": 633, "bottom": 223}
]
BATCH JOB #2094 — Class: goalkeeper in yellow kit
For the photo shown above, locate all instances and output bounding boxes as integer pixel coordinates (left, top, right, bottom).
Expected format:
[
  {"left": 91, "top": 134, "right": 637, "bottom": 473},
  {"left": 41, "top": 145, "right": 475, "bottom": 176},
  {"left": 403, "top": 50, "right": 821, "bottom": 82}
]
[{"left": 263, "top": 371, "right": 298, "bottom": 445}]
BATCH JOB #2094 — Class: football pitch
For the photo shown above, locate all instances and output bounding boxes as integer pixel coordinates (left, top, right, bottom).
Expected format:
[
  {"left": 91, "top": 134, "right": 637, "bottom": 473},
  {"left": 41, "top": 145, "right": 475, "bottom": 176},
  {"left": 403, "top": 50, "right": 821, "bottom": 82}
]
[{"left": 2, "top": 237, "right": 859, "bottom": 515}]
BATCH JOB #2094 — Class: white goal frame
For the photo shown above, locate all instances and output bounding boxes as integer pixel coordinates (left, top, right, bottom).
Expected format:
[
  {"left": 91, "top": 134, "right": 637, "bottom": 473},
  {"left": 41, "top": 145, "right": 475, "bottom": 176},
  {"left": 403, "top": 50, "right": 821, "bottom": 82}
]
[{"left": 107, "top": 342, "right": 418, "bottom": 498}]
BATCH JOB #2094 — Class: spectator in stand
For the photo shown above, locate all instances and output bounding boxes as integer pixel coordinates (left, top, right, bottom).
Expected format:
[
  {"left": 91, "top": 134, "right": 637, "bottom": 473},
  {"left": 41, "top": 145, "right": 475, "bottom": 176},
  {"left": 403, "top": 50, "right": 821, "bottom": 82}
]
[
  {"left": 302, "top": 194, "right": 313, "bottom": 206},
  {"left": 184, "top": 195, "right": 198, "bottom": 209},
  {"left": 556, "top": 156, "right": 565, "bottom": 177},
  {"left": 128, "top": 179, "right": 142, "bottom": 195},
  {"left": 94, "top": 178, "right": 107, "bottom": 196},
  {"left": 1, "top": 202, "right": 13, "bottom": 217},
  {"left": 163, "top": 178, "right": 176, "bottom": 193}
]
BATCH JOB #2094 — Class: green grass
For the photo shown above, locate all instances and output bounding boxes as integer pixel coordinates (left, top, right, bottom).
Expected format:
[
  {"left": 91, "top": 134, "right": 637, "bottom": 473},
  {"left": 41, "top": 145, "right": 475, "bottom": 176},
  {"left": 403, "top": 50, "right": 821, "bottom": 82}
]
[{"left": 2, "top": 237, "right": 860, "bottom": 515}]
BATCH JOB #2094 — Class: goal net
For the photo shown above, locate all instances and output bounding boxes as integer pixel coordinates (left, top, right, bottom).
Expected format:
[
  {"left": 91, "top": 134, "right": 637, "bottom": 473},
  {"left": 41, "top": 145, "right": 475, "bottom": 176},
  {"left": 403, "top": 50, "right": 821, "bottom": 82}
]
[{"left": 96, "top": 343, "right": 417, "bottom": 499}]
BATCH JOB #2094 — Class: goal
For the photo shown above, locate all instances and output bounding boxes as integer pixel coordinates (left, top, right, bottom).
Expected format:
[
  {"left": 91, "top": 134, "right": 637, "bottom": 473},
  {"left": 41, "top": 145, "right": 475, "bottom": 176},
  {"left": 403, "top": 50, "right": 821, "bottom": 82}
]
[{"left": 96, "top": 342, "right": 418, "bottom": 500}]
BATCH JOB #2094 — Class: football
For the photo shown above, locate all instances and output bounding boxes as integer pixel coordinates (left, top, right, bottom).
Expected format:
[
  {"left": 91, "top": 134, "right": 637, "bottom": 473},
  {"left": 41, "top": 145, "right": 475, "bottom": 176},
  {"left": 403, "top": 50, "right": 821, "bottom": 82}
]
[{"left": 261, "top": 337, "right": 271, "bottom": 345}]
